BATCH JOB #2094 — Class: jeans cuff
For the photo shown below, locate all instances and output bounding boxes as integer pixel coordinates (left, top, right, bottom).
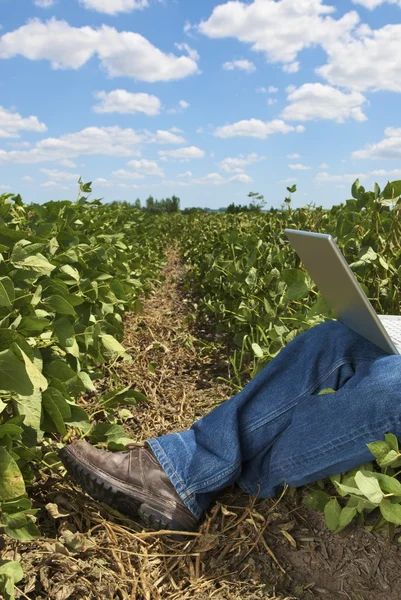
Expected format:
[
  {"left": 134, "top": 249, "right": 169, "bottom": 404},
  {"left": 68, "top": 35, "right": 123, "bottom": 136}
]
[{"left": 146, "top": 438, "right": 203, "bottom": 520}]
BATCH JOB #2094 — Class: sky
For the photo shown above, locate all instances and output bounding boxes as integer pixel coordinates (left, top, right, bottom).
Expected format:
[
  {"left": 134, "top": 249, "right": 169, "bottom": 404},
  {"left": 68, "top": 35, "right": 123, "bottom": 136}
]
[{"left": 1, "top": 0, "right": 401, "bottom": 210}]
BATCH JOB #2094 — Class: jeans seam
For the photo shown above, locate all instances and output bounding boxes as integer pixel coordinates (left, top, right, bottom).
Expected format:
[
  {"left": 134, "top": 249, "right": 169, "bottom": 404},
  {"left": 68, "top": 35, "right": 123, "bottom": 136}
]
[
  {"left": 268, "top": 415, "right": 400, "bottom": 476},
  {"left": 147, "top": 439, "right": 203, "bottom": 519},
  {"left": 243, "top": 356, "right": 372, "bottom": 436},
  {"left": 183, "top": 459, "right": 242, "bottom": 496}
]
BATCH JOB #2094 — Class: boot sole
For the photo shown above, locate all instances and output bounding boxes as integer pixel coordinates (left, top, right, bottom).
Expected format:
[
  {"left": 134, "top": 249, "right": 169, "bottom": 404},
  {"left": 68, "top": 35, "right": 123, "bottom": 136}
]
[{"left": 59, "top": 447, "right": 175, "bottom": 531}]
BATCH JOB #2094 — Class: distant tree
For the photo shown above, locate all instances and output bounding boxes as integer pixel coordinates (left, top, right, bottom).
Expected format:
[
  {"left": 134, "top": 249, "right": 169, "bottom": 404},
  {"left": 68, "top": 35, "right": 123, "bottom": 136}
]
[
  {"left": 247, "top": 191, "right": 266, "bottom": 212},
  {"left": 134, "top": 198, "right": 141, "bottom": 209}
]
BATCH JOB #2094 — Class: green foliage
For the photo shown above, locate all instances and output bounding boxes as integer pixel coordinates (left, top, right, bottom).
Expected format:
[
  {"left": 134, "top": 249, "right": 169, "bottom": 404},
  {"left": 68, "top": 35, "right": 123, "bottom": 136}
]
[{"left": 0, "top": 188, "right": 166, "bottom": 550}]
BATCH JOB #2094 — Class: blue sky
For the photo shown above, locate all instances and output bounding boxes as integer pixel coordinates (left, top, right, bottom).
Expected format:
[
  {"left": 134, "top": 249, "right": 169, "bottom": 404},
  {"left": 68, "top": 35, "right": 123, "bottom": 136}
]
[{"left": 1, "top": 0, "right": 401, "bottom": 209}]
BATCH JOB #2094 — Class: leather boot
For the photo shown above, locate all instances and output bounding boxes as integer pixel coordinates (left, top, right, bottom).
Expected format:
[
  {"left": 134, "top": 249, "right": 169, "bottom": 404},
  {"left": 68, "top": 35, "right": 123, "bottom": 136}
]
[{"left": 59, "top": 440, "right": 199, "bottom": 531}]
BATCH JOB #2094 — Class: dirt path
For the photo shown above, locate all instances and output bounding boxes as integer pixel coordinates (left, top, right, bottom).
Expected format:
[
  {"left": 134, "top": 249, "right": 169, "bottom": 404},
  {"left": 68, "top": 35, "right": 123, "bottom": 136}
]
[{"left": 7, "top": 248, "right": 401, "bottom": 600}]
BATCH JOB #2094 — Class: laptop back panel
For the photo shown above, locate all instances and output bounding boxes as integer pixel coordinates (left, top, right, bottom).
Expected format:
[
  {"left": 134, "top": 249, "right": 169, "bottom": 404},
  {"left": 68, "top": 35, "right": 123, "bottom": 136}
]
[{"left": 284, "top": 229, "right": 398, "bottom": 355}]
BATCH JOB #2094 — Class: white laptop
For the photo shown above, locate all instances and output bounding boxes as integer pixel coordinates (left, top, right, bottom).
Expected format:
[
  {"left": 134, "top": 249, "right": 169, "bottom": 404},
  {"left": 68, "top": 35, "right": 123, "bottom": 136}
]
[{"left": 285, "top": 229, "right": 401, "bottom": 355}]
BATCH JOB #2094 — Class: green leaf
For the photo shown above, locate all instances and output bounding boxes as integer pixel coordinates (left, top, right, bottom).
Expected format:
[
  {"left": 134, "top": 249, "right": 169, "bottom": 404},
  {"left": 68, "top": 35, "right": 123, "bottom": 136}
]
[
  {"left": 251, "top": 343, "right": 264, "bottom": 358},
  {"left": 42, "top": 388, "right": 71, "bottom": 435},
  {"left": 380, "top": 499, "right": 401, "bottom": 525},
  {"left": 354, "top": 471, "right": 384, "bottom": 504},
  {"left": 0, "top": 347, "right": 34, "bottom": 395},
  {"left": 0, "top": 424, "right": 23, "bottom": 440},
  {"left": 2, "top": 511, "right": 41, "bottom": 540},
  {"left": 324, "top": 498, "right": 341, "bottom": 532},
  {"left": 282, "top": 268, "right": 306, "bottom": 285},
  {"left": 14, "top": 389, "right": 42, "bottom": 431},
  {"left": 335, "top": 482, "right": 365, "bottom": 498},
  {"left": 54, "top": 317, "right": 79, "bottom": 357},
  {"left": 0, "top": 278, "right": 14, "bottom": 308},
  {"left": 372, "top": 472, "right": 401, "bottom": 495},
  {"left": 0, "top": 447, "right": 26, "bottom": 500},
  {"left": 285, "top": 280, "right": 309, "bottom": 301},
  {"left": 44, "top": 295, "right": 76, "bottom": 316},
  {"left": 318, "top": 388, "right": 336, "bottom": 395},
  {"left": 60, "top": 264, "right": 80, "bottom": 281},
  {"left": 378, "top": 450, "right": 400, "bottom": 468},
  {"left": 351, "top": 178, "right": 360, "bottom": 199},
  {"left": 303, "top": 490, "right": 330, "bottom": 512},
  {"left": 13, "top": 253, "right": 56, "bottom": 276},
  {"left": 367, "top": 440, "right": 391, "bottom": 461},
  {"left": 17, "top": 316, "right": 50, "bottom": 335},
  {"left": 0, "top": 560, "right": 23, "bottom": 600},
  {"left": 100, "top": 387, "right": 147, "bottom": 407},
  {"left": 100, "top": 334, "right": 127, "bottom": 355},
  {"left": 382, "top": 180, "right": 401, "bottom": 200},
  {"left": 338, "top": 505, "right": 357, "bottom": 529},
  {"left": 11, "top": 344, "right": 48, "bottom": 392},
  {"left": 385, "top": 433, "right": 399, "bottom": 452},
  {"left": 89, "top": 423, "right": 133, "bottom": 447}
]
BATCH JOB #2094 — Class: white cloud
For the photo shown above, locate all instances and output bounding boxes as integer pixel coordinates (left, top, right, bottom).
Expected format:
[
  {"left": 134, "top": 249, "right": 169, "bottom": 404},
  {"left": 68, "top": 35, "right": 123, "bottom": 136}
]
[
  {"left": 282, "top": 61, "right": 299, "bottom": 73},
  {"left": 174, "top": 42, "right": 200, "bottom": 62},
  {"left": 34, "top": 0, "right": 56, "bottom": 7},
  {"left": 160, "top": 172, "right": 253, "bottom": 187},
  {"left": 0, "top": 126, "right": 143, "bottom": 164},
  {"left": 268, "top": 85, "right": 278, "bottom": 93},
  {"left": 0, "top": 125, "right": 187, "bottom": 165},
  {"left": 158, "top": 146, "right": 205, "bottom": 160},
  {"left": 0, "top": 185, "right": 11, "bottom": 190},
  {"left": 22, "top": 175, "right": 34, "bottom": 182},
  {"left": 287, "top": 153, "right": 301, "bottom": 159},
  {"left": 79, "top": 0, "right": 148, "bottom": 14},
  {"left": 178, "top": 170, "right": 192, "bottom": 178},
  {"left": 315, "top": 168, "right": 401, "bottom": 184},
  {"left": 117, "top": 182, "right": 139, "bottom": 189},
  {"left": 126, "top": 159, "right": 164, "bottom": 177},
  {"left": 112, "top": 169, "right": 145, "bottom": 180},
  {"left": 317, "top": 23, "right": 401, "bottom": 92},
  {"left": 352, "top": 0, "right": 401, "bottom": 9},
  {"left": 352, "top": 127, "right": 401, "bottom": 160},
  {"left": 282, "top": 83, "right": 368, "bottom": 123},
  {"left": 149, "top": 130, "right": 185, "bottom": 144},
  {"left": 40, "top": 181, "right": 70, "bottom": 189},
  {"left": 214, "top": 118, "right": 300, "bottom": 139},
  {"left": 59, "top": 159, "right": 77, "bottom": 168},
  {"left": 41, "top": 168, "right": 79, "bottom": 180},
  {"left": 93, "top": 177, "right": 113, "bottom": 188},
  {"left": 93, "top": 90, "right": 161, "bottom": 115},
  {"left": 230, "top": 173, "right": 253, "bottom": 183},
  {"left": 167, "top": 99, "right": 191, "bottom": 114},
  {"left": 170, "top": 126, "right": 184, "bottom": 134},
  {"left": 267, "top": 98, "right": 277, "bottom": 106},
  {"left": 198, "top": 0, "right": 359, "bottom": 69},
  {"left": 279, "top": 177, "right": 297, "bottom": 183},
  {"left": 192, "top": 172, "right": 253, "bottom": 185},
  {"left": 256, "top": 87, "right": 267, "bottom": 93},
  {"left": 223, "top": 59, "right": 256, "bottom": 73},
  {"left": 319, "top": 162, "right": 329, "bottom": 169},
  {"left": 8, "top": 141, "right": 31, "bottom": 149},
  {"left": 289, "top": 163, "right": 312, "bottom": 170},
  {"left": 219, "top": 153, "right": 265, "bottom": 173},
  {"left": 0, "top": 18, "right": 199, "bottom": 83},
  {"left": 0, "top": 106, "right": 47, "bottom": 138}
]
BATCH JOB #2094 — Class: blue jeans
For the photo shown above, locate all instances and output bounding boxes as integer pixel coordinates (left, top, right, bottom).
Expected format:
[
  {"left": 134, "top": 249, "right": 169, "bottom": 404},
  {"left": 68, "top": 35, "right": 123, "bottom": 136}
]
[{"left": 147, "top": 321, "right": 401, "bottom": 520}]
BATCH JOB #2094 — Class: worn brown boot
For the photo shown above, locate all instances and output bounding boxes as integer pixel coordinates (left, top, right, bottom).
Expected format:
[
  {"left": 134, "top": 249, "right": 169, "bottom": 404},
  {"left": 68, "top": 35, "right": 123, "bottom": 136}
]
[{"left": 59, "top": 440, "right": 199, "bottom": 532}]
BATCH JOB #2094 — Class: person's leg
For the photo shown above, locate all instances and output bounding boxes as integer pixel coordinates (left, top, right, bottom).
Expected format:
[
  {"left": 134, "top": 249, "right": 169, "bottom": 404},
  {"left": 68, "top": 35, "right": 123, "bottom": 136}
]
[{"left": 148, "top": 321, "right": 389, "bottom": 520}]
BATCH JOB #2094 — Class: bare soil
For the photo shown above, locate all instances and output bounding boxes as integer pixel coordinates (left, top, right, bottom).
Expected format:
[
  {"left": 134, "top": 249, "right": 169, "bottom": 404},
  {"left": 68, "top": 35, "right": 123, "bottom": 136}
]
[{"left": 4, "top": 248, "right": 401, "bottom": 600}]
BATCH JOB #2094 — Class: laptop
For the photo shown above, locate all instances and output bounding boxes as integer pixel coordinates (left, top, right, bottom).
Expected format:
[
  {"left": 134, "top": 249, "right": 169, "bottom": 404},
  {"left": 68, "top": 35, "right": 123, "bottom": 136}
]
[{"left": 285, "top": 229, "right": 401, "bottom": 355}]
